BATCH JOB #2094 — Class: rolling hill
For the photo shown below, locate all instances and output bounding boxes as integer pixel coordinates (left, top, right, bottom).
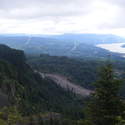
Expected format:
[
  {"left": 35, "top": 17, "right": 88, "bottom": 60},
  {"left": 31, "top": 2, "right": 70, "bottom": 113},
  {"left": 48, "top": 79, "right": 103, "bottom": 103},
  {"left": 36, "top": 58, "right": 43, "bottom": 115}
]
[{"left": 0, "top": 34, "right": 124, "bottom": 59}]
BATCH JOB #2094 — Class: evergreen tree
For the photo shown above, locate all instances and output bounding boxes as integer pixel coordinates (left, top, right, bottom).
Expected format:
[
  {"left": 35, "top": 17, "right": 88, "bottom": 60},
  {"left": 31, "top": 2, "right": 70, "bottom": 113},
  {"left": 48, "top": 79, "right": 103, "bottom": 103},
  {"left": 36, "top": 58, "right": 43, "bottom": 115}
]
[{"left": 85, "top": 64, "right": 123, "bottom": 125}]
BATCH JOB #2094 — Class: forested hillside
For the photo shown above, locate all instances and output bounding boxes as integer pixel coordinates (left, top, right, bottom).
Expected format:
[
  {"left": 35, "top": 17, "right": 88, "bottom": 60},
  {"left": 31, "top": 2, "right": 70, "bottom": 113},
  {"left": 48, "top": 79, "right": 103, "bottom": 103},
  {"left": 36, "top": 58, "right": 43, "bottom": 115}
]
[
  {"left": 0, "top": 44, "right": 87, "bottom": 124},
  {"left": 28, "top": 54, "right": 125, "bottom": 89},
  {"left": 1, "top": 44, "right": 125, "bottom": 124}
]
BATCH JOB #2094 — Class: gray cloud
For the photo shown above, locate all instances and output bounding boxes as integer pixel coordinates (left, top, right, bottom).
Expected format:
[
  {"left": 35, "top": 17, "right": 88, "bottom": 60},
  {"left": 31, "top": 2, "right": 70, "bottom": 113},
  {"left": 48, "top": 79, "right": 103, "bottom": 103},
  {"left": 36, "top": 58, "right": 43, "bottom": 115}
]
[
  {"left": 0, "top": 0, "right": 125, "bottom": 36},
  {"left": 106, "top": 0, "right": 125, "bottom": 6},
  {"left": 0, "top": 0, "right": 93, "bottom": 19},
  {"left": 99, "top": 0, "right": 125, "bottom": 29}
]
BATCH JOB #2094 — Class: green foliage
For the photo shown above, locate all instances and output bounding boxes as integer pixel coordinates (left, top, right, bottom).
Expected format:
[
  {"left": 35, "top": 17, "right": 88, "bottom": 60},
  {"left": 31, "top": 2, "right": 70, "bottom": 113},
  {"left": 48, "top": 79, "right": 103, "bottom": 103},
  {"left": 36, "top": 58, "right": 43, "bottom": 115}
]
[
  {"left": 1, "top": 44, "right": 125, "bottom": 125},
  {"left": 28, "top": 54, "right": 125, "bottom": 92},
  {"left": 28, "top": 54, "right": 102, "bottom": 89},
  {"left": 0, "top": 119, "right": 7, "bottom": 125},
  {"left": 0, "top": 106, "right": 22, "bottom": 125},
  {"left": 85, "top": 64, "right": 123, "bottom": 125},
  {"left": 0, "top": 44, "right": 85, "bottom": 120},
  {"left": 116, "top": 116, "right": 125, "bottom": 125}
]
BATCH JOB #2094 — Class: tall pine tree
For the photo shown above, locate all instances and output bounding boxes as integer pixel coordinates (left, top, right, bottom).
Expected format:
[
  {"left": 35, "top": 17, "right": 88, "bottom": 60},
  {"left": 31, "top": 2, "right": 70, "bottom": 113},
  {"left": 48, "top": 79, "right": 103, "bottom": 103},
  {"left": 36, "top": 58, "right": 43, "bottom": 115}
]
[{"left": 85, "top": 64, "right": 123, "bottom": 125}]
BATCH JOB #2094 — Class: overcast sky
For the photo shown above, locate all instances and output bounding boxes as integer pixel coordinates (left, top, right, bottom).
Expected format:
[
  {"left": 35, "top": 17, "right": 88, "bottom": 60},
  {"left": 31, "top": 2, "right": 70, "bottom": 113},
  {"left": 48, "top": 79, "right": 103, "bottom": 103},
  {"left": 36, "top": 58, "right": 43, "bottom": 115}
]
[{"left": 0, "top": 0, "right": 125, "bottom": 36}]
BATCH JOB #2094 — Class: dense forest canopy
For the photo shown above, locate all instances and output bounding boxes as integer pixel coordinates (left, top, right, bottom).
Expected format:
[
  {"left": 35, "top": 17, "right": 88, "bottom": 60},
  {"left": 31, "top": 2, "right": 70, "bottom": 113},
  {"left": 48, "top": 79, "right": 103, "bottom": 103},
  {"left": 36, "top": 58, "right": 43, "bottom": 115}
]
[
  {"left": 0, "top": 44, "right": 88, "bottom": 125},
  {"left": 28, "top": 54, "right": 125, "bottom": 91},
  {"left": 0, "top": 35, "right": 125, "bottom": 124}
]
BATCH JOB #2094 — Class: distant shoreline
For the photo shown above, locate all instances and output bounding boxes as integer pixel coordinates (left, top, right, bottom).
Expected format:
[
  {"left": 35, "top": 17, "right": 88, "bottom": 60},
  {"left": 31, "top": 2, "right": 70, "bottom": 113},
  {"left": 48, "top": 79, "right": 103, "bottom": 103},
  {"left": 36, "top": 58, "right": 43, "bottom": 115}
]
[{"left": 96, "top": 43, "right": 125, "bottom": 57}]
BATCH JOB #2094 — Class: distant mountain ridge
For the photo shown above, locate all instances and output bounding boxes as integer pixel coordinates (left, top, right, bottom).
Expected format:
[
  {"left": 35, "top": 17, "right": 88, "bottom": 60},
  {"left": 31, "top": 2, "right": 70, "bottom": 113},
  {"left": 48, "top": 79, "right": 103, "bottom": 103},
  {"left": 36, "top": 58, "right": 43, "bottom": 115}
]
[
  {"left": 49, "top": 33, "right": 125, "bottom": 45},
  {"left": 1, "top": 33, "right": 124, "bottom": 44},
  {"left": 0, "top": 34, "right": 124, "bottom": 59}
]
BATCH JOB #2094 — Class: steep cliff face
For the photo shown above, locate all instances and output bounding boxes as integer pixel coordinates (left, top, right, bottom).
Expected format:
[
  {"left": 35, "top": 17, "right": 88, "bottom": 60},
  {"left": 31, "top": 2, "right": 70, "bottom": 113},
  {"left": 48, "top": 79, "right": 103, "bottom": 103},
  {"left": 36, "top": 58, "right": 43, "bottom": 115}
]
[
  {"left": 0, "top": 44, "right": 25, "bottom": 65},
  {"left": 0, "top": 58, "right": 22, "bottom": 107}
]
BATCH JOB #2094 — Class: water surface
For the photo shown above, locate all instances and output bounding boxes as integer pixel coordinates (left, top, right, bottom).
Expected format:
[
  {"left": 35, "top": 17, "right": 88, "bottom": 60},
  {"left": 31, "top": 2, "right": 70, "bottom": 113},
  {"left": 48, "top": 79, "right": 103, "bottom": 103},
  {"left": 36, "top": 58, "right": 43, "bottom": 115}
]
[{"left": 97, "top": 43, "right": 125, "bottom": 55}]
